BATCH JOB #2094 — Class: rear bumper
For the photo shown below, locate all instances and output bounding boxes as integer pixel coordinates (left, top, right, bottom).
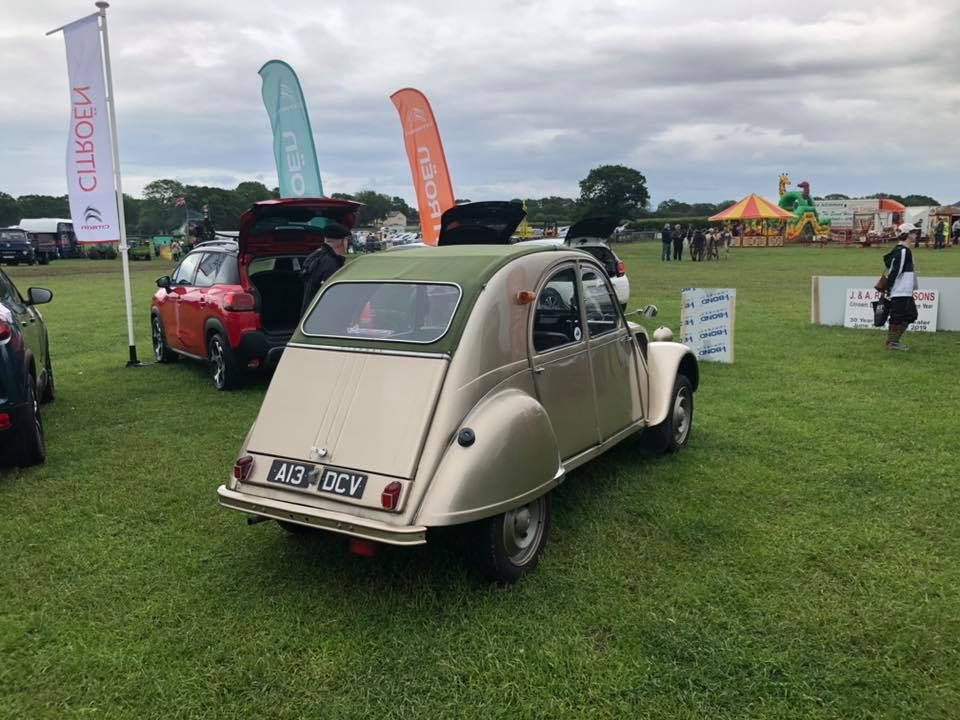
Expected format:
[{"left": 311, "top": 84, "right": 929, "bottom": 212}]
[
  {"left": 217, "top": 485, "right": 428, "bottom": 546},
  {"left": 235, "top": 331, "right": 289, "bottom": 368}
]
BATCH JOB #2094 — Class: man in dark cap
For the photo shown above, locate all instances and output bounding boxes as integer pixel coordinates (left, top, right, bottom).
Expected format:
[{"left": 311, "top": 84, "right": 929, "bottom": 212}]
[{"left": 300, "top": 222, "right": 350, "bottom": 317}]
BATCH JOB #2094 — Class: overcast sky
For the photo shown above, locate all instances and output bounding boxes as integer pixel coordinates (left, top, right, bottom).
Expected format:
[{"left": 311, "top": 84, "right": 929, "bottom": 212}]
[{"left": 3, "top": 0, "right": 958, "bottom": 207}]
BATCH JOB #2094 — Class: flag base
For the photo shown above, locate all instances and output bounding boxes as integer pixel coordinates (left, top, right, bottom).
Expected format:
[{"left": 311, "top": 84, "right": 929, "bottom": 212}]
[{"left": 125, "top": 345, "right": 148, "bottom": 367}]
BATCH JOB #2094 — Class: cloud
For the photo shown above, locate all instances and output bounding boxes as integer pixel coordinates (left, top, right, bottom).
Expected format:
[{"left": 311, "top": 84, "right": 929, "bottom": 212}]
[{"left": 3, "top": 0, "right": 959, "bottom": 207}]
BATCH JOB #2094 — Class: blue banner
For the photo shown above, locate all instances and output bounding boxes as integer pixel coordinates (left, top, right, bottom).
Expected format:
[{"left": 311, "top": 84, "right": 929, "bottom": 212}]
[{"left": 258, "top": 60, "right": 323, "bottom": 197}]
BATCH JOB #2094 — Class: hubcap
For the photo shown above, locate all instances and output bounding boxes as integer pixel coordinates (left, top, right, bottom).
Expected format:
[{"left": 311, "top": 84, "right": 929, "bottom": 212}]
[
  {"left": 211, "top": 340, "right": 225, "bottom": 388},
  {"left": 502, "top": 497, "right": 546, "bottom": 566},
  {"left": 673, "top": 387, "right": 690, "bottom": 444}
]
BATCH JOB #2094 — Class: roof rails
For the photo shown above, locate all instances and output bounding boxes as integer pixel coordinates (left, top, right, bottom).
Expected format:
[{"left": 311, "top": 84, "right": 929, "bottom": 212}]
[{"left": 192, "top": 238, "right": 238, "bottom": 250}]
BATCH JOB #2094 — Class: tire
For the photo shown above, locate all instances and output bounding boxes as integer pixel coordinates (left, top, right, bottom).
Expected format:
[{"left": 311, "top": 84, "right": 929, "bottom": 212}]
[
  {"left": 649, "top": 374, "right": 693, "bottom": 453},
  {"left": 16, "top": 377, "right": 46, "bottom": 467},
  {"left": 39, "top": 253, "right": 50, "bottom": 266},
  {"left": 151, "top": 314, "right": 178, "bottom": 363},
  {"left": 476, "top": 493, "right": 552, "bottom": 583},
  {"left": 40, "top": 350, "right": 55, "bottom": 404},
  {"left": 208, "top": 332, "right": 241, "bottom": 391}
]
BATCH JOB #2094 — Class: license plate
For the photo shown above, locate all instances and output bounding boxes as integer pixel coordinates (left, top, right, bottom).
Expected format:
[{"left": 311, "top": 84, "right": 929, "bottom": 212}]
[
  {"left": 265, "top": 459, "right": 368, "bottom": 499},
  {"left": 266, "top": 459, "right": 313, "bottom": 489}
]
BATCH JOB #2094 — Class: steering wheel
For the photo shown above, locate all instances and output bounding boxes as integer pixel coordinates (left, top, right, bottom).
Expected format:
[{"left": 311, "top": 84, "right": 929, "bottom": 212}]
[{"left": 538, "top": 287, "right": 566, "bottom": 310}]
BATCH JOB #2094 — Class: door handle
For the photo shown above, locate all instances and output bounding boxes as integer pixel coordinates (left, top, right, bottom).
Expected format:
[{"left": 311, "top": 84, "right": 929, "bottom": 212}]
[{"left": 533, "top": 366, "right": 545, "bottom": 374}]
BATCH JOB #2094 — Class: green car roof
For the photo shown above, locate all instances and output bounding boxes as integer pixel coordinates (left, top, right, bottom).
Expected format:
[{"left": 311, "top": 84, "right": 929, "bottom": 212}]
[{"left": 292, "top": 243, "right": 561, "bottom": 354}]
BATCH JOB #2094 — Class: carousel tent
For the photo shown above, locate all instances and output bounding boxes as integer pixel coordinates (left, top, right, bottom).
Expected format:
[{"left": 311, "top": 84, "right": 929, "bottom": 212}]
[{"left": 709, "top": 193, "right": 795, "bottom": 221}]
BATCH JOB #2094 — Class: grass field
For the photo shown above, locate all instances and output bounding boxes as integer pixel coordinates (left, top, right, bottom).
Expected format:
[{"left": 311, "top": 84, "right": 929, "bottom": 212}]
[{"left": 2, "top": 246, "right": 959, "bottom": 719}]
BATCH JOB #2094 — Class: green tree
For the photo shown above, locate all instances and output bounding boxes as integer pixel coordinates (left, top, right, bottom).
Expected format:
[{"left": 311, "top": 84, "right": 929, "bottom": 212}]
[
  {"left": 0, "top": 192, "right": 19, "bottom": 226},
  {"left": 16, "top": 194, "right": 69, "bottom": 219},
  {"left": 900, "top": 194, "right": 940, "bottom": 206},
  {"left": 577, "top": 165, "right": 649, "bottom": 220},
  {"left": 824, "top": 193, "right": 850, "bottom": 200}
]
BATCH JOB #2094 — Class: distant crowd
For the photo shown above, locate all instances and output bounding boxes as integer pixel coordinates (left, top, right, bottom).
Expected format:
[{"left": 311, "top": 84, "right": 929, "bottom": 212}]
[{"left": 660, "top": 224, "right": 734, "bottom": 262}]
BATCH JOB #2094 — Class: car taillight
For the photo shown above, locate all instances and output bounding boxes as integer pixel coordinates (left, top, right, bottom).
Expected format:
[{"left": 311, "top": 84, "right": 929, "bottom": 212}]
[
  {"left": 616, "top": 259, "right": 626, "bottom": 276},
  {"left": 224, "top": 292, "right": 256, "bottom": 311},
  {"left": 381, "top": 481, "right": 402, "bottom": 510},
  {"left": 0, "top": 320, "right": 11, "bottom": 341},
  {"left": 0, "top": 412, "right": 10, "bottom": 430},
  {"left": 233, "top": 455, "right": 254, "bottom": 482}
]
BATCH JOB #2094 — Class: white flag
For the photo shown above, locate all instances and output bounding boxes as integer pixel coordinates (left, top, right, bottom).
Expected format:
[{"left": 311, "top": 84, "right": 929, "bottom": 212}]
[{"left": 63, "top": 15, "right": 118, "bottom": 244}]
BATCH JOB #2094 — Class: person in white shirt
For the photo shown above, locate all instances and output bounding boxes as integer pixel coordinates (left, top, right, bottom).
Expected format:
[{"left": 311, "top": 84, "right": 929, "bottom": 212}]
[{"left": 952, "top": 218, "right": 960, "bottom": 246}]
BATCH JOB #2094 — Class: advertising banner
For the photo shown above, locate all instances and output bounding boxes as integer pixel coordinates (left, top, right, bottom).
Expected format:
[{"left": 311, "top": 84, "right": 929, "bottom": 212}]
[
  {"left": 259, "top": 60, "right": 324, "bottom": 198},
  {"left": 63, "top": 14, "right": 119, "bottom": 243},
  {"left": 680, "top": 288, "right": 737, "bottom": 363},
  {"left": 390, "top": 88, "right": 455, "bottom": 246},
  {"left": 843, "top": 288, "right": 939, "bottom": 332}
]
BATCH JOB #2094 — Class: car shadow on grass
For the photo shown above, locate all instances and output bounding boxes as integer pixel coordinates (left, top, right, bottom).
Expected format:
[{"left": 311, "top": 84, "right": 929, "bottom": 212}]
[{"left": 210, "top": 430, "right": 716, "bottom": 601}]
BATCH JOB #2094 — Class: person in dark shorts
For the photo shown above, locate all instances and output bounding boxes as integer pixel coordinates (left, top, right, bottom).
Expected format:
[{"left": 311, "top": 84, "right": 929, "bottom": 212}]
[{"left": 882, "top": 224, "right": 919, "bottom": 351}]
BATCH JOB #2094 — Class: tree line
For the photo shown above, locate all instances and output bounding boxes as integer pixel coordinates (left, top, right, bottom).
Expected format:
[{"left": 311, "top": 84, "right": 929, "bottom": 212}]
[{"left": 0, "top": 165, "right": 944, "bottom": 235}]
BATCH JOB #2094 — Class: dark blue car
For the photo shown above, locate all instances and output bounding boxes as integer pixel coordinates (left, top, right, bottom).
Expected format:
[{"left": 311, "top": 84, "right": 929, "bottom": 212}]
[{"left": 0, "top": 268, "right": 54, "bottom": 467}]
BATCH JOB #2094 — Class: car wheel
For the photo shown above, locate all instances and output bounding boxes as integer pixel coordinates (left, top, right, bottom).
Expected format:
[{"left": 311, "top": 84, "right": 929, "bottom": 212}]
[
  {"left": 477, "top": 493, "right": 552, "bottom": 583},
  {"left": 208, "top": 332, "right": 241, "bottom": 391},
  {"left": 16, "top": 377, "right": 46, "bottom": 467},
  {"left": 40, "top": 350, "right": 55, "bottom": 404},
  {"left": 649, "top": 374, "right": 693, "bottom": 453},
  {"left": 151, "top": 314, "right": 178, "bottom": 363},
  {"left": 39, "top": 253, "right": 50, "bottom": 266}
]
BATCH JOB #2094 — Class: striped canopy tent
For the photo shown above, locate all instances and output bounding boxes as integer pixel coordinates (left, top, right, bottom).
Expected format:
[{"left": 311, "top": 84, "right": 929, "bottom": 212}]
[
  {"left": 710, "top": 193, "right": 795, "bottom": 243},
  {"left": 710, "top": 193, "right": 794, "bottom": 221}
]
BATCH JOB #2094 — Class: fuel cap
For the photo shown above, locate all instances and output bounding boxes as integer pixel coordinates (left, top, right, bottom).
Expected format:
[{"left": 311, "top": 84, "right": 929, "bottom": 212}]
[{"left": 457, "top": 428, "right": 476, "bottom": 447}]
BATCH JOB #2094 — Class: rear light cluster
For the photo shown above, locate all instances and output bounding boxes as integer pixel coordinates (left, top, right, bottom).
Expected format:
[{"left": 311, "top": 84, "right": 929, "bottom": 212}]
[
  {"left": 0, "top": 320, "right": 11, "bottom": 342},
  {"left": 381, "top": 481, "right": 402, "bottom": 510},
  {"left": 233, "top": 455, "right": 254, "bottom": 482},
  {"left": 616, "top": 259, "right": 626, "bottom": 277},
  {"left": 0, "top": 412, "right": 11, "bottom": 431},
  {"left": 224, "top": 292, "right": 256, "bottom": 312}
]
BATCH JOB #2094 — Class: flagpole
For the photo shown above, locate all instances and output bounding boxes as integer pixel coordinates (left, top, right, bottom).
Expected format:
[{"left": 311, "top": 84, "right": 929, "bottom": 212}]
[{"left": 95, "top": 1, "right": 140, "bottom": 366}]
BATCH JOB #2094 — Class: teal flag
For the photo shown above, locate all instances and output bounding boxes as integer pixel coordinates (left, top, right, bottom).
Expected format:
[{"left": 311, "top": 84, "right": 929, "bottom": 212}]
[{"left": 258, "top": 60, "right": 323, "bottom": 197}]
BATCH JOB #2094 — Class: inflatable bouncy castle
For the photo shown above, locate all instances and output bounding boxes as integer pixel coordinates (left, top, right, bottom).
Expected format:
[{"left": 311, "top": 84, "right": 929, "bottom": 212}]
[{"left": 777, "top": 174, "right": 831, "bottom": 241}]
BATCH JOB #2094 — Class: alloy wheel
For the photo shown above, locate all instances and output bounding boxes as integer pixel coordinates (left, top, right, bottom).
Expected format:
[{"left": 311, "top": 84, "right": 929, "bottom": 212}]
[
  {"left": 210, "top": 338, "right": 226, "bottom": 389},
  {"left": 672, "top": 386, "right": 690, "bottom": 445}
]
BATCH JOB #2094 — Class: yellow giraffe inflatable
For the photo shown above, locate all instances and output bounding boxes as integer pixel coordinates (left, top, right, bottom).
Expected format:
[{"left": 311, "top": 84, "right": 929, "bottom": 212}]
[{"left": 778, "top": 173, "right": 790, "bottom": 198}]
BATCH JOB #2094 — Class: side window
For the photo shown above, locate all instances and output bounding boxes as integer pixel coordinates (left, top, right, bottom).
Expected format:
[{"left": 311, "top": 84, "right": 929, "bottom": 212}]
[
  {"left": 216, "top": 256, "right": 240, "bottom": 284},
  {"left": 581, "top": 266, "right": 620, "bottom": 338},
  {"left": 194, "top": 253, "right": 225, "bottom": 288},
  {"left": 532, "top": 267, "right": 582, "bottom": 353},
  {"left": 172, "top": 253, "right": 201, "bottom": 285},
  {"left": 0, "top": 271, "right": 22, "bottom": 308}
]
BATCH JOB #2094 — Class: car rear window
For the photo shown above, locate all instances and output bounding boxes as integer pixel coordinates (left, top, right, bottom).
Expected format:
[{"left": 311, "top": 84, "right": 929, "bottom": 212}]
[
  {"left": 302, "top": 282, "right": 462, "bottom": 345},
  {"left": 579, "top": 246, "right": 617, "bottom": 277}
]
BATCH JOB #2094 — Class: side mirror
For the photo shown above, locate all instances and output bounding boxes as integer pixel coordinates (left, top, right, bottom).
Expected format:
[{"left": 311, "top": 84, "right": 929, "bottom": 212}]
[
  {"left": 156, "top": 276, "right": 172, "bottom": 291},
  {"left": 27, "top": 287, "right": 53, "bottom": 305},
  {"left": 641, "top": 304, "right": 658, "bottom": 318}
]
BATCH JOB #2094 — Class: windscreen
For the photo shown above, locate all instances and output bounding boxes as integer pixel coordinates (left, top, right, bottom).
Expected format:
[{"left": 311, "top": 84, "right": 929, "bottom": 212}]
[
  {"left": 302, "top": 282, "right": 461, "bottom": 344},
  {"left": 0, "top": 230, "right": 29, "bottom": 244}
]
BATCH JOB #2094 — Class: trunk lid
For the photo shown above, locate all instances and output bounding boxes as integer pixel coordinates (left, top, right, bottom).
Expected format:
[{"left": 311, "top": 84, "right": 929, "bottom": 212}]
[
  {"left": 437, "top": 201, "right": 526, "bottom": 246},
  {"left": 563, "top": 217, "right": 619, "bottom": 245},
  {"left": 246, "top": 346, "right": 448, "bottom": 479},
  {"left": 237, "top": 197, "right": 361, "bottom": 257}
]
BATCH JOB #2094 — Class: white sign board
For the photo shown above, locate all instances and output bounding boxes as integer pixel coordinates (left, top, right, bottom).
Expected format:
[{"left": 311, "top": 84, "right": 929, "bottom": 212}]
[
  {"left": 680, "top": 288, "right": 736, "bottom": 363},
  {"left": 843, "top": 288, "right": 939, "bottom": 332}
]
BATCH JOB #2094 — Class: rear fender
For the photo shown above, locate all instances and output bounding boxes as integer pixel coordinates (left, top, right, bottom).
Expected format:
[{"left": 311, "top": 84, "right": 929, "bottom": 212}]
[
  {"left": 645, "top": 342, "right": 699, "bottom": 427},
  {"left": 416, "top": 388, "right": 563, "bottom": 527}
]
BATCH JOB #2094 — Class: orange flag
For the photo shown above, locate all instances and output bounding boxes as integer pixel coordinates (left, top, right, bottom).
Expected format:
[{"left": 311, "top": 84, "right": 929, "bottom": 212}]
[{"left": 390, "top": 88, "right": 455, "bottom": 246}]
